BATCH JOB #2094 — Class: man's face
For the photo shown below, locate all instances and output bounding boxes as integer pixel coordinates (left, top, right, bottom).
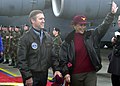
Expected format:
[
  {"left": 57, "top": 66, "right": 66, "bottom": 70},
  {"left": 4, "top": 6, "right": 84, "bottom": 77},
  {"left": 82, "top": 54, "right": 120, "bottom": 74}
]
[
  {"left": 15, "top": 27, "right": 19, "bottom": 32},
  {"left": 24, "top": 25, "right": 29, "bottom": 31},
  {"left": 74, "top": 23, "right": 86, "bottom": 34},
  {"left": 32, "top": 13, "right": 45, "bottom": 29},
  {"left": 9, "top": 27, "right": 12, "bottom": 31}
]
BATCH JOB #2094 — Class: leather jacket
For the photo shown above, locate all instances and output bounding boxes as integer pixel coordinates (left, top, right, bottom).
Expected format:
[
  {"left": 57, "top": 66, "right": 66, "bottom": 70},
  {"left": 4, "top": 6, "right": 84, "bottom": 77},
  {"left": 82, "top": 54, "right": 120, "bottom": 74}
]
[
  {"left": 17, "top": 28, "right": 53, "bottom": 80},
  {"left": 56, "top": 12, "right": 115, "bottom": 76}
]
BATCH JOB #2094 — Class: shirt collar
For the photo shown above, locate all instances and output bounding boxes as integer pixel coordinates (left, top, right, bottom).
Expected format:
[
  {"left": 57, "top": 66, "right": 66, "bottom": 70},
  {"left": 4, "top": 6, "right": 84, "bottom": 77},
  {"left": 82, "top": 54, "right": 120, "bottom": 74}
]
[{"left": 33, "top": 27, "right": 44, "bottom": 36}]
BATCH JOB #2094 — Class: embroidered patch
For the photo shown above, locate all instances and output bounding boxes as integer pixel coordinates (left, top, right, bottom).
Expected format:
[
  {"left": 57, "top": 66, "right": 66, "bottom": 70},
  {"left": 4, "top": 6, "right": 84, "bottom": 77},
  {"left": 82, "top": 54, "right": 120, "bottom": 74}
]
[{"left": 31, "top": 42, "right": 38, "bottom": 49}]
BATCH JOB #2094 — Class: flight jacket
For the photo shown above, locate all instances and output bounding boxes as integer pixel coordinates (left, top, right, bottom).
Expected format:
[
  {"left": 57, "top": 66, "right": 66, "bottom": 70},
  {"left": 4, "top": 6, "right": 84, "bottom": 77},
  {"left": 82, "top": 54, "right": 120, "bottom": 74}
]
[
  {"left": 55, "top": 12, "right": 115, "bottom": 76},
  {"left": 17, "top": 28, "right": 54, "bottom": 80}
]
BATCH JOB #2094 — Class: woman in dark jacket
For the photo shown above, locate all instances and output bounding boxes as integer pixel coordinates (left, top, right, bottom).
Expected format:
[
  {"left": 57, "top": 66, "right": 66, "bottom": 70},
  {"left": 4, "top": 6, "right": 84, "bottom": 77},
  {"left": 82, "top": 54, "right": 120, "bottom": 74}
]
[{"left": 108, "top": 15, "right": 120, "bottom": 86}]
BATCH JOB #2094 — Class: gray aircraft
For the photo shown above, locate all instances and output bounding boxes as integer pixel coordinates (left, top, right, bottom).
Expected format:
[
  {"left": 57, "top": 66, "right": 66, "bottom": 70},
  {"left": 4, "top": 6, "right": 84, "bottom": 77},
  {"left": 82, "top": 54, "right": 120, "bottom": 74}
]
[
  {"left": 0, "top": 0, "right": 119, "bottom": 85},
  {"left": 0, "top": 0, "right": 120, "bottom": 48}
]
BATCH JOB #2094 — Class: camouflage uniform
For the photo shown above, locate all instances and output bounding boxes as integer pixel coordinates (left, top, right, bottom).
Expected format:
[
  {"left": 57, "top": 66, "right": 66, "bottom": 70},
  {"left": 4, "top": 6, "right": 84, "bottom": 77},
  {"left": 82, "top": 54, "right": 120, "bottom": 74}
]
[
  {"left": 3, "top": 30, "right": 10, "bottom": 64},
  {"left": 53, "top": 35, "right": 62, "bottom": 57},
  {"left": 8, "top": 29, "right": 15, "bottom": 66},
  {"left": 12, "top": 28, "right": 21, "bottom": 67}
]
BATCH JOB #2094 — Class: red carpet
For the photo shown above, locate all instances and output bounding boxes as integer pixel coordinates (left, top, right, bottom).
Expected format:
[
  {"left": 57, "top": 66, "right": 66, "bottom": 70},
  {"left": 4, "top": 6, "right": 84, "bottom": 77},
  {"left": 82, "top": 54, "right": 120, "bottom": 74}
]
[
  {"left": 0, "top": 71, "right": 23, "bottom": 83},
  {"left": 0, "top": 70, "right": 53, "bottom": 86},
  {"left": 46, "top": 81, "right": 52, "bottom": 86},
  {"left": 0, "top": 69, "right": 54, "bottom": 86}
]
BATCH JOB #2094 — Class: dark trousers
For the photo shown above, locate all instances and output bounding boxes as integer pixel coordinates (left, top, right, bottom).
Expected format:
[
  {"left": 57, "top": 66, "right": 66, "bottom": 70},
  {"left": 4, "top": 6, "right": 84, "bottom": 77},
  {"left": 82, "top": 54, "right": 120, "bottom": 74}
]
[
  {"left": 0, "top": 55, "right": 4, "bottom": 63},
  {"left": 23, "top": 71, "right": 48, "bottom": 86},
  {"left": 111, "top": 74, "right": 120, "bottom": 86},
  {"left": 71, "top": 71, "right": 97, "bottom": 86}
]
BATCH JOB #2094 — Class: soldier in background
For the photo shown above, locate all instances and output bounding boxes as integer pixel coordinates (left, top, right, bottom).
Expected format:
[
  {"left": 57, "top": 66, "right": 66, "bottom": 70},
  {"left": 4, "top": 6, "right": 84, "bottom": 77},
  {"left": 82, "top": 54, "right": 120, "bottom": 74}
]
[
  {"left": 1, "top": 26, "right": 21, "bottom": 65},
  {"left": 12, "top": 26, "right": 21, "bottom": 68},
  {"left": 2, "top": 27, "right": 10, "bottom": 64},
  {"left": 20, "top": 24, "right": 29, "bottom": 35},
  {"left": 8, "top": 26, "right": 16, "bottom": 66},
  {"left": 52, "top": 27, "right": 62, "bottom": 57}
]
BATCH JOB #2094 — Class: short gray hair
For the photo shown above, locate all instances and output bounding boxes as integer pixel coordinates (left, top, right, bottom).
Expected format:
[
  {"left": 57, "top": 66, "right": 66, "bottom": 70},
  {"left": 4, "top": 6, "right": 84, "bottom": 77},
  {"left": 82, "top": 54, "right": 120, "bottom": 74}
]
[{"left": 29, "top": 10, "right": 43, "bottom": 20}]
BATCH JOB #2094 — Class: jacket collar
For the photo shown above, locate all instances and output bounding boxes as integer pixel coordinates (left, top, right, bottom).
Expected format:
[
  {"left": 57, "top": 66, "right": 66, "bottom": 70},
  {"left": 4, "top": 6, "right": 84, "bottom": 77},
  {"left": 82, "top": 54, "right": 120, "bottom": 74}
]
[
  {"left": 65, "top": 29, "right": 94, "bottom": 44},
  {"left": 29, "top": 27, "right": 50, "bottom": 41},
  {"left": 65, "top": 30, "right": 75, "bottom": 44}
]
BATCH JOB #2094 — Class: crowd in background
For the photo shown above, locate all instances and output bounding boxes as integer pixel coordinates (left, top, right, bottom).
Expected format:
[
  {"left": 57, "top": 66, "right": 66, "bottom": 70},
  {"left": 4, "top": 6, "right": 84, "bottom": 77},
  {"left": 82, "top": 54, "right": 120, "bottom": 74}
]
[{"left": 0, "top": 24, "right": 29, "bottom": 67}]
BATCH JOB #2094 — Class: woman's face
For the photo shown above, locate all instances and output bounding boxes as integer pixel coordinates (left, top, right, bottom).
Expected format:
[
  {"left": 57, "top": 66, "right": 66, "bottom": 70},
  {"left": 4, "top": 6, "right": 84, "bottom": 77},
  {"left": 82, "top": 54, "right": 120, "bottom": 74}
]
[{"left": 53, "top": 29, "right": 59, "bottom": 36}]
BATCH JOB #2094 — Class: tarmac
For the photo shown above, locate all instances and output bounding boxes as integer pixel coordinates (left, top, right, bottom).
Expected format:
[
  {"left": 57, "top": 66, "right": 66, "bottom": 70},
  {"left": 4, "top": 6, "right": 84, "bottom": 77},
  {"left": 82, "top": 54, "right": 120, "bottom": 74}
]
[
  {"left": 0, "top": 48, "right": 113, "bottom": 86},
  {"left": 98, "top": 48, "right": 111, "bottom": 76}
]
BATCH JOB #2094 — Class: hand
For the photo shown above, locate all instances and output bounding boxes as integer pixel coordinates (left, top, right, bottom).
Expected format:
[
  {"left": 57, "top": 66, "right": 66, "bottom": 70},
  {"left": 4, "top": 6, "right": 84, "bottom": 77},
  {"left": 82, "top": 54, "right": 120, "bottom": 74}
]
[
  {"left": 111, "top": 37, "right": 117, "bottom": 43},
  {"left": 25, "top": 77, "right": 33, "bottom": 86},
  {"left": 111, "top": 1, "right": 118, "bottom": 14},
  {"left": 0, "top": 52, "right": 3, "bottom": 56},
  {"left": 54, "top": 71, "right": 62, "bottom": 78},
  {"left": 64, "top": 74, "right": 70, "bottom": 83}
]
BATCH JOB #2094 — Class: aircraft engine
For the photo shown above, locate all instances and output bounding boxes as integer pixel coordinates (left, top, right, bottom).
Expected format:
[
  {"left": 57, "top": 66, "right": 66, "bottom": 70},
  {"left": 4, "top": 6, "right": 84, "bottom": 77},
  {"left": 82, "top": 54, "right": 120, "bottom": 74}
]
[
  {"left": 0, "top": 0, "right": 50, "bottom": 16},
  {"left": 52, "top": 0, "right": 120, "bottom": 19}
]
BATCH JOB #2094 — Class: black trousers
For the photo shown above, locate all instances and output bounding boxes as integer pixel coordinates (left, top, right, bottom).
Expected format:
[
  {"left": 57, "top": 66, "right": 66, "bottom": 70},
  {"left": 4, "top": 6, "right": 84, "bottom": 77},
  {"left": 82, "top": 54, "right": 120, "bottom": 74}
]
[
  {"left": 23, "top": 71, "right": 48, "bottom": 86},
  {"left": 111, "top": 74, "right": 120, "bottom": 86}
]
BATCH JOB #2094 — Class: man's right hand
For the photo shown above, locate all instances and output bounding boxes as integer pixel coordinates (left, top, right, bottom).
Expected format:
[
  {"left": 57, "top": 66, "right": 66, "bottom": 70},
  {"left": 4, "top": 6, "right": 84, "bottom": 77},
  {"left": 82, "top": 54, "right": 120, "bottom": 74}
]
[
  {"left": 25, "top": 77, "right": 33, "bottom": 86},
  {"left": 64, "top": 74, "right": 71, "bottom": 83},
  {"left": 54, "top": 71, "right": 62, "bottom": 77}
]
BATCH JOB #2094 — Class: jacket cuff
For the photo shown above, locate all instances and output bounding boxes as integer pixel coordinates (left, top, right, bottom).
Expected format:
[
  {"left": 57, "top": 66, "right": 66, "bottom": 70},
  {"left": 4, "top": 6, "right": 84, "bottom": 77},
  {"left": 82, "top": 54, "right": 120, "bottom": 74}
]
[
  {"left": 20, "top": 70, "right": 32, "bottom": 80},
  {"left": 109, "top": 12, "right": 115, "bottom": 16},
  {"left": 25, "top": 76, "right": 32, "bottom": 80},
  {"left": 62, "top": 71, "right": 69, "bottom": 77}
]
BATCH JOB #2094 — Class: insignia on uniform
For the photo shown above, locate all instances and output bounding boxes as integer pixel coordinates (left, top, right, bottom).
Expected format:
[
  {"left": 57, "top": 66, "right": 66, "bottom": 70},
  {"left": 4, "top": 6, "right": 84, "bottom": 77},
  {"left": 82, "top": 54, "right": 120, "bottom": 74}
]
[{"left": 31, "top": 42, "right": 38, "bottom": 49}]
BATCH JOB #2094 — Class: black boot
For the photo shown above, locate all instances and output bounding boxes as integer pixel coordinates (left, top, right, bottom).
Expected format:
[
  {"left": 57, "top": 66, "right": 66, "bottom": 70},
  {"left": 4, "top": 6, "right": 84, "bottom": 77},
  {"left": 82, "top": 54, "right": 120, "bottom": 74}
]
[
  {"left": 8, "top": 59, "right": 15, "bottom": 66},
  {"left": 3, "top": 59, "right": 9, "bottom": 64},
  {"left": 0, "top": 57, "right": 4, "bottom": 63},
  {"left": 13, "top": 58, "right": 17, "bottom": 68},
  {"left": 13, "top": 64, "right": 17, "bottom": 68}
]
